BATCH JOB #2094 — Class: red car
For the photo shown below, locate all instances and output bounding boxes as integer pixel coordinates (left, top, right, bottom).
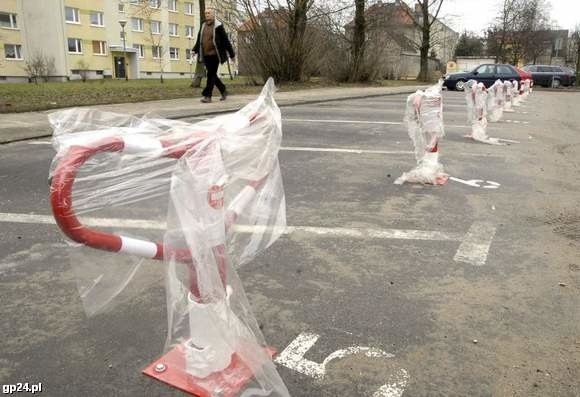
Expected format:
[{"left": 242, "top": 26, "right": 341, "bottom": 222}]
[{"left": 515, "top": 67, "right": 532, "bottom": 81}]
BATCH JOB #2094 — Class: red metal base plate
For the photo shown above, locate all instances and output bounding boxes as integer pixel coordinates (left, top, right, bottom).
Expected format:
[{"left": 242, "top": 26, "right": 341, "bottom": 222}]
[{"left": 142, "top": 343, "right": 276, "bottom": 397}]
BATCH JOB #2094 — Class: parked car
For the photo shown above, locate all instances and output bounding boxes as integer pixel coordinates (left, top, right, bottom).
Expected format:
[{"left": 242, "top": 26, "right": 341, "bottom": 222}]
[
  {"left": 443, "top": 64, "right": 520, "bottom": 91},
  {"left": 521, "top": 65, "right": 576, "bottom": 88},
  {"left": 515, "top": 67, "right": 532, "bottom": 82}
]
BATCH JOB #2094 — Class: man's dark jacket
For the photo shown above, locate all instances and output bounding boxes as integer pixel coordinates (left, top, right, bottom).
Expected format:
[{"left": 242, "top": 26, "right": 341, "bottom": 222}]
[{"left": 193, "top": 20, "right": 235, "bottom": 64}]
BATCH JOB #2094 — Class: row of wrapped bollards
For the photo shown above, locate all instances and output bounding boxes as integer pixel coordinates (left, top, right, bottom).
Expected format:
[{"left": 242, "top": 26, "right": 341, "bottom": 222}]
[{"left": 395, "top": 78, "right": 533, "bottom": 185}]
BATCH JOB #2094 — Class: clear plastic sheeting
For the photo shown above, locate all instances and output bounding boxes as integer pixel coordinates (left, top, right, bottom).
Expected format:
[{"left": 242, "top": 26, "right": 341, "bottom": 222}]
[
  {"left": 512, "top": 80, "right": 522, "bottom": 106},
  {"left": 522, "top": 79, "right": 531, "bottom": 98},
  {"left": 465, "top": 80, "right": 505, "bottom": 145},
  {"left": 503, "top": 81, "right": 515, "bottom": 112},
  {"left": 395, "top": 80, "right": 448, "bottom": 185},
  {"left": 48, "top": 78, "right": 290, "bottom": 396},
  {"left": 487, "top": 79, "right": 504, "bottom": 122}
]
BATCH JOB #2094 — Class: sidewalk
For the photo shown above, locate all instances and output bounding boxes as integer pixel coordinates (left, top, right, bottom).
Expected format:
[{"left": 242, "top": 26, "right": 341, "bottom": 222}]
[{"left": 0, "top": 84, "right": 423, "bottom": 144}]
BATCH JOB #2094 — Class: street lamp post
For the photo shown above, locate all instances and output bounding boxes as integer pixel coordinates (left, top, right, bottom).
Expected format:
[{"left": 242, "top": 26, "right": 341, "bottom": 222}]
[{"left": 119, "top": 20, "right": 128, "bottom": 81}]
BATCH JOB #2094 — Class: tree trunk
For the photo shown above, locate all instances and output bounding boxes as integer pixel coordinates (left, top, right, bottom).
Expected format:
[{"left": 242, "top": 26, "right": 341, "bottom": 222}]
[
  {"left": 192, "top": 0, "right": 206, "bottom": 88},
  {"left": 349, "top": 0, "right": 366, "bottom": 82},
  {"left": 286, "top": 0, "right": 309, "bottom": 81},
  {"left": 418, "top": 1, "right": 431, "bottom": 82}
]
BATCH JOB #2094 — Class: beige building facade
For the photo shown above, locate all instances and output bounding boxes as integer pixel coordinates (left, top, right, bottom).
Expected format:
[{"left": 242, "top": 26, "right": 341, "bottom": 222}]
[{"left": 0, "top": 0, "right": 236, "bottom": 82}]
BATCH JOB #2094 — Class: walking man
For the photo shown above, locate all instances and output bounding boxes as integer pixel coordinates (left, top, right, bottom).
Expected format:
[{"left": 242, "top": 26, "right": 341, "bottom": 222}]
[{"left": 193, "top": 8, "right": 235, "bottom": 103}]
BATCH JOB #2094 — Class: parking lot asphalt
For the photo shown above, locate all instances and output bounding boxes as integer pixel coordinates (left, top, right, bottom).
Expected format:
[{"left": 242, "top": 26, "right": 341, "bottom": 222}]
[{"left": 0, "top": 88, "right": 579, "bottom": 396}]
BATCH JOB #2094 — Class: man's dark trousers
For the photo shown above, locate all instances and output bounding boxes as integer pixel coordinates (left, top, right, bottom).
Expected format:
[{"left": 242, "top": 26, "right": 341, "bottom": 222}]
[{"left": 202, "top": 55, "right": 226, "bottom": 98}]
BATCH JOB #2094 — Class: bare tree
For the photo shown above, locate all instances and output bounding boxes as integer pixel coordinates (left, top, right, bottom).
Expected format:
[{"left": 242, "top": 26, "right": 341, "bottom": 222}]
[
  {"left": 133, "top": 0, "right": 167, "bottom": 83},
  {"left": 23, "top": 51, "right": 56, "bottom": 83},
  {"left": 236, "top": 0, "right": 319, "bottom": 82},
  {"left": 487, "top": 0, "right": 552, "bottom": 65},
  {"left": 399, "top": 0, "right": 445, "bottom": 82}
]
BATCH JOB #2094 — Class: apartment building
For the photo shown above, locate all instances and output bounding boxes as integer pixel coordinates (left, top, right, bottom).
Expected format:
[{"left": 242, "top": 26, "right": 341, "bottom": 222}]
[{"left": 0, "top": 0, "right": 236, "bottom": 82}]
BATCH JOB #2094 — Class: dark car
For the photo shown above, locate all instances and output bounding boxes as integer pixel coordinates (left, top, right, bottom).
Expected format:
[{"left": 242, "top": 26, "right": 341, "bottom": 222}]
[
  {"left": 443, "top": 64, "right": 520, "bottom": 91},
  {"left": 521, "top": 65, "right": 576, "bottom": 88}
]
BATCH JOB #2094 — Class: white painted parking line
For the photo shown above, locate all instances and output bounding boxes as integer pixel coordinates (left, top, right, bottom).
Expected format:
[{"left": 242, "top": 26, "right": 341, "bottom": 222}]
[
  {"left": 281, "top": 146, "right": 503, "bottom": 157},
  {"left": 454, "top": 222, "right": 497, "bottom": 266},
  {"left": 501, "top": 120, "right": 529, "bottom": 124},
  {"left": 284, "top": 118, "right": 474, "bottom": 129},
  {"left": 285, "top": 118, "right": 403, "bottom": 125},
  {"left": 282, "top": 146, "right": 413, "bottom": 155},
  {"left": 0, "top": 213, "right": 495, "bottom": 266}
]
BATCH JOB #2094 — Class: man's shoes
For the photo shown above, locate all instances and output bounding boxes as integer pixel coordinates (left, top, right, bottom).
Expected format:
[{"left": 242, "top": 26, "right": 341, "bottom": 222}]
[
  {"left": 220, "top": 91, "right": 228, "bottom": 101},
  {"left": 200, "top": 97, "right": 212, "bottom": 103}
]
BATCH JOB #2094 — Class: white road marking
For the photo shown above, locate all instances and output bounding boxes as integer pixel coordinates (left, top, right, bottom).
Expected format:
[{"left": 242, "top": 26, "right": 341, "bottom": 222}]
[
  {"left": 275, "top": 332, "right": 395, "bottom": 380},
  {"left": 284, "top": 118, "right": 403, "bottom": 125},
  {"left": 27, "top": 141, "right": 51, "bottom": 145},
  {"left": 496, "top": 138, "right": 520, "bottom": 144},
  {"left": 449, "top": 177, "right": 501, "bottom": 189},
  {"left": 372, "top": 369, "right": 410, "bottom": 397},
  {"left": 25, "top": 141, "right": 503, "bottom": 158},
  {"left": 284, "top": 118, "right": 475, "bottom": 129},
  {"left": 502, "top": 120, "right": 529, "bottom": 124},
  {"left": 454, "top": 222, "right": 497, "bottom": 266},
  {"left": 276, "top": 332, "right": 408, "bottom": 396},
  {"left": 281, "top": 146, "right": 413, "bottom": 155},
  {"left": 0, "top": 213, "right": 494, "bottom": 265}
]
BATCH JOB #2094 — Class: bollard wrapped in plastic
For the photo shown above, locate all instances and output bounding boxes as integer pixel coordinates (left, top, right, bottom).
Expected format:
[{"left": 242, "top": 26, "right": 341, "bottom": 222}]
[
  {"left": 465, "top": 80, "right": 505, "bottom": 145},
  {"left": 512, "top": 80, "right": 522, "bottom": 106},
  {"left": 503, "top": 80, "right": 515, "bottom": 112},
  {"left": 48, "top": 78, "right": 290, "bottom": 397},
  {"left": 395, "top": 80, "right": 448, "bottom": 185},
  {"left": 522, "top": 79, "right": 531, "bottom": 98},
  {"left": 487, "top": 79, "right": 504, "bottom": 122}
]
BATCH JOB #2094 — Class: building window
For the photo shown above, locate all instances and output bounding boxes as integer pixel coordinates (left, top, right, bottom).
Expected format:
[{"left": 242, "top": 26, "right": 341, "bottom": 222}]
[
  {"left": 65, "top": 7, "right": 80, "bottom": 23},
  {"left": 184, "top": 2, "right": 193, "bottom": 14},
  {"left": 0, "top": 13, "right": 18, "bottom": 29},
  {"left": 90, "top": 11, "right": 104, "bottom": 27},
  {"left": 185, "top": 25, "right": 194, "bottom": 38},
  {"left": 118, "top": 2, "right": 125, "bottom": 12},
  {"left": 133, "top": 44, "right": 144, "bottom": 58},
  {"left": 168, "top": 0, "right": 177, "bottom": 11},
  {"left": 185, "top": 48, "right": 193, "bottom": 60},
  {"left": 4, "top": 44, "right": 22, "bottom": 59},
  {"left": 92, "top": 40, "right": 107, "bottom": 55},
  {"left": 169, "top": 47, "right": 179, "bottom": 60},
  {"left": 67, "top": 38, "right": 83, "bottom": 53},
  {"left": 152, "top": 45, "right": 161, "bottom": 59},
  {"left": 131, "top": 17, "right": 143, "bottom": 31},
  {"left": 150, "top": 20, "right": 161, "bottom": 34},
  {"left": 149, "top": 0, "right": 160, "bottom": 9},
  {"left": 169, "top": 23, "right": 178, "bottom": 37}
]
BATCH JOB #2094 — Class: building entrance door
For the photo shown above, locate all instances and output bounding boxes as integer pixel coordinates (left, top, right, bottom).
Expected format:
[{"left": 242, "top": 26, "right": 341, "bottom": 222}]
[{"left": 114, "top": 56, "right": 126, "bottom": 79}]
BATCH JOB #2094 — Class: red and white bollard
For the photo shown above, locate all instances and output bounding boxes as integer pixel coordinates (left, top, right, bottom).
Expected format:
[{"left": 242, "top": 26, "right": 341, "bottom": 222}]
[
  {"left": 487, "top": 79, "right": 505, "bottom": 122},
  {"left": 49, "top": 79, "right": 288, "bottom": 397},
  {"left": 395, "top": 80, "right": 448, "bottom": 185}
]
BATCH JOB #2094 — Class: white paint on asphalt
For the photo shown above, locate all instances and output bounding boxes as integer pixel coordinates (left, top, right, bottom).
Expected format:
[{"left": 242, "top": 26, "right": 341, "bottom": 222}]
[
  {"left": 454, "top": 222, "right": 497, "bottom": 266},
  {"left": 284, "top": 118, "right": 404, "bottom": 125},
  {"left": 282, "top": 146, "right": 414, "bottom": 155},
  {"left": 0, "top": 213, "right": 494, "bottom": 265},
  {"left": 281, "top": 146, "right": 503, "bottom": 158},
  {"left": 372, "top": 370, "right": 410, "bottom": 397},
  {"left": 449, "top": 177, "right": 501, "bottom": 189},
  {"left": 275, "top": 332, "right": 408, "bottom": 396}
]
